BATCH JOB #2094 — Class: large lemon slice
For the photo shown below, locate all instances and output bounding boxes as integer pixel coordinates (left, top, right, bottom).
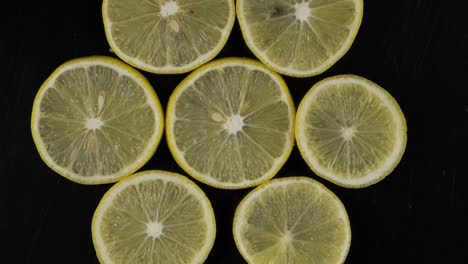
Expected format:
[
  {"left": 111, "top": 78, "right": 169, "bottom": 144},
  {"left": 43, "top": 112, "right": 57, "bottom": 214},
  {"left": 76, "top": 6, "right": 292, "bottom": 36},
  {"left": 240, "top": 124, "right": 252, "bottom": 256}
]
[
  {"left": 31, "top": 56, "right": 164, "bottom": 184},
  {"left": 92, "top": 170, "right": 216, "bottom": 263},
  {"left": 166, "top": 58, "right": 295, "bottom": 189},
  {"left": 237, "top": 0, "right": 363, "bottom": 77},
  {"left": 233, "top": 177, "right": 351, "bottom": 263},
  {"left": 103, "top": 0, "right": 235, "bottom": 74}
]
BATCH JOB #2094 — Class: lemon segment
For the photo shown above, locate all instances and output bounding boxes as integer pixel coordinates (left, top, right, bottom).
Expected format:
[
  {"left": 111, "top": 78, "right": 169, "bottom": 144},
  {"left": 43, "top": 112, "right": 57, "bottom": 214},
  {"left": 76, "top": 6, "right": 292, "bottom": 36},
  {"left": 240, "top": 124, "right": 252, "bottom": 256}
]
[
  {"left": 92, "top": 170, "right": 216, "bottom": 264},
  {"left": 166, "top": 58, "right": 295, "bottom": 189},
  {"left": 102, "top": 0, "right": 235, "bottom": 74},
  {"left": 296, "top": 75, "right": 407, "bottom": 188},
  {"left": 237, "top": 0, "right": 363, "bottom": 77},
  {"left": 233, "top": 177, "right": 351, "bottom": 264},
  {"left": 31, "top": 56, "right": 164, "bottom": 184}
]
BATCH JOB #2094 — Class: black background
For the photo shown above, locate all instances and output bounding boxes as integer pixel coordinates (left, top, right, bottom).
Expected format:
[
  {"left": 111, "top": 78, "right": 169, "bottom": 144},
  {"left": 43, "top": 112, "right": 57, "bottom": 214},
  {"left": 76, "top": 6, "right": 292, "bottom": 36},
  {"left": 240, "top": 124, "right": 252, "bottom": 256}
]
[{"left": 3, "top": 0, "right": 468, "bottom": 263}]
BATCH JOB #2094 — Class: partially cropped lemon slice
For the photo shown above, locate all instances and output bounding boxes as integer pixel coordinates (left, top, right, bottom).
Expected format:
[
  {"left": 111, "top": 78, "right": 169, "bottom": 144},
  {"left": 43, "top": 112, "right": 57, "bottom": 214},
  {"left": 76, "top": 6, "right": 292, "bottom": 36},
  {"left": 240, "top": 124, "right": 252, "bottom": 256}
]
[
  {"left": 166, "top": 58, "right": 295, "bottom": 189},
  {"left": 237, "top": 0, "right": 363, "bottom": 77},
  {"left": 102, "top": 0, "right": 235, "bottom": 74},
  {"left": 31, "top": 56, "right": 164, "bottom": 184},
  {"left": 233, "top": 177, "right": 351, "bottom": 263},
  {"left": 296, "top": 75, "right": 407, "bottom": 188},
  {"left": 92, "top": 170, "right": 216, "bottom": 264}
]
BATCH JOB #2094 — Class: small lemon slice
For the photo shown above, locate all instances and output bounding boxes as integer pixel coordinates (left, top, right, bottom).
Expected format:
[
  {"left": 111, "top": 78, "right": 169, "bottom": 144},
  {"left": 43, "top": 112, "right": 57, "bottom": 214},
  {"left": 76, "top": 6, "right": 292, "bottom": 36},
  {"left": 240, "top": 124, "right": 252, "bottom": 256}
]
[{"left": 296, "top": 75, "right": 407, "bottom": 188}]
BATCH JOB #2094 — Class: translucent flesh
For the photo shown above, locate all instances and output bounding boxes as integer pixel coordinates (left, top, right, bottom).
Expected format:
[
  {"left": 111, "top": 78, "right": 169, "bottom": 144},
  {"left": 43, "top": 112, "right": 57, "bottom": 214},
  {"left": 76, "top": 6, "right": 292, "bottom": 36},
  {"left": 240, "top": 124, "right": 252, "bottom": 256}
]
[
  {"left": 100, "top": 179, "right": 209, "bottom": 263},
  {"left": 173, "top": 66, "right": 292, "bottom": 185},
  {"left": 38, "top": 65, "right": 156, "bottom": 177},
  {"left": 106, "top": 0, "right": 231, "bottom": 68},
  {"left": 238, "top": 181, "right": 349, "bottom": 263},
  {"left": 241, "top": 0, "right": 358, "bottom": 71},
  {"left": 303, "top": 83, "right": 397, "bottom": 179}
]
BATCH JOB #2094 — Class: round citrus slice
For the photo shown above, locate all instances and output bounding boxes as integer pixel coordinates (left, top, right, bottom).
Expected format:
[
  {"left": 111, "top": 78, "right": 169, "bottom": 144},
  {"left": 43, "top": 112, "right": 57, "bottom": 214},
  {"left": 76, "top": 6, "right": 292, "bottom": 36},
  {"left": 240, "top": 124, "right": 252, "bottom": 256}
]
[
  {"left": 92, "top": 170, "right": 216, "bottom": 264},
  {"left": 102, "top": 0, "right": 235, "bottom": 74},
  {"left": 233, "top": 177, "right": 351, "bottom": 263},
  {"left": 166, "top": 58, "right": 295, "bottom": 189},
  {"left": 237, "top": 0, "right": 363, "bottom": 77},
  {"left": 31, "top": 56, "right": 164, "bottom": 184},
  {"left": 296, "top": 75, "right": 407, "bottom": 188}
]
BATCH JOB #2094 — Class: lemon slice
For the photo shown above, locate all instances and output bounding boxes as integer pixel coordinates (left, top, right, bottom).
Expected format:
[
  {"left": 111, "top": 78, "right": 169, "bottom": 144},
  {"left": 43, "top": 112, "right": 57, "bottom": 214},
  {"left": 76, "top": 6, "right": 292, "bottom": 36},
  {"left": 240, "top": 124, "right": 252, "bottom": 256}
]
[
  {"left": 92, "top": 170, "right": 216, "bottom": 264},
  {"left": 31, "top": 56, "right": 164, "bottom": 184},
  {"left": 237, "top": 0, "right": 363, "bottom": 77},
  {"left": 296, "top": 75, "right": 407, "bottom": 188},
  {"left": 166, "top": 58, "right": 295, "bottom": 189},
  {"left": 102, "top": 0, "right": 235, "bottom": 74},
  {"left": 233, "top": 177, "right": 351, "bottom": 263}
]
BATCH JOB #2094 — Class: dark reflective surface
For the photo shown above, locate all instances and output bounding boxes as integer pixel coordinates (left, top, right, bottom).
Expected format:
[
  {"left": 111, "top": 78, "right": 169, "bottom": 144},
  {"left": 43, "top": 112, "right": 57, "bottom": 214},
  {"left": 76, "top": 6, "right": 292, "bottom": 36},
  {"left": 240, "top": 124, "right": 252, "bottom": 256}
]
[{"left": 3, "top": 0, "right": 468, "bottom": 263}]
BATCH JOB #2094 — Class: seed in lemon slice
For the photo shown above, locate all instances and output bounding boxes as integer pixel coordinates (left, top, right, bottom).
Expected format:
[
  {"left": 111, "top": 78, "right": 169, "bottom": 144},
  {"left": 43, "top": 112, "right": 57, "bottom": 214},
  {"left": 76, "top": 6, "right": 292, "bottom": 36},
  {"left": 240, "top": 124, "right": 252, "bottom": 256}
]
[
  {"left": 102, "top": 0, "right": 235, "bottom": 74},
  {"left": 31, "top": 56, "right": 164, "bottom": 184},
  {"left": 166, "top": 58, "right": 295, "bottom": 189},
  {"left": 237, "top": 0, "right": 363, "bottom": 77},
  {"left": 296, "top": 75, "right": 407, "bottom": 188},
  {"left": 233, "top": 177, "right": 351, "bottom": 264},
  {"left": 92, "top": 170, "right": 216, "bottom": 264}
]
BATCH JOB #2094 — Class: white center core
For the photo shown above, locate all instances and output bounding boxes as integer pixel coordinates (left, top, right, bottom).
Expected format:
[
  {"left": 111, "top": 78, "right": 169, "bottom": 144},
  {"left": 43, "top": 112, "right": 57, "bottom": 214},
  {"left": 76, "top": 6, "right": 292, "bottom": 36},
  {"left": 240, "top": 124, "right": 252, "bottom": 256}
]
[
  {"left": 294, "top": 2, "right": 311, "bottom": 21},
  {"left": 342, "top": 127, "right": 356, "bottom": 141},
  {"left": 86, "top": 118, "right": 103, "bottom": 130},
  {"left": 161, "top": 1, "right": 179, "bottom": 17},
  {"left": 224, "top": 115, "right": 245, "bottom": 134},
  {"left": 279, "top": 230, "right": 294, "bottom": 249},
  {"left": 146, "top": 221, "right": 163, "bottom": 238}
]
